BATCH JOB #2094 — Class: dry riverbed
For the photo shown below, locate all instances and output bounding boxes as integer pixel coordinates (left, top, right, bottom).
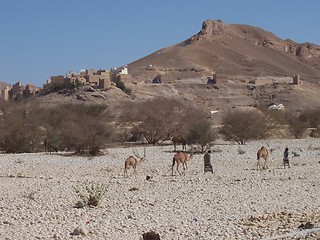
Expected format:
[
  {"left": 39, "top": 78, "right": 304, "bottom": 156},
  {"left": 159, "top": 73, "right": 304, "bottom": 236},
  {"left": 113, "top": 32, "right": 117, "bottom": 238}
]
[{"left": 0, "top": 139, "right": 319, "bottom": 239}]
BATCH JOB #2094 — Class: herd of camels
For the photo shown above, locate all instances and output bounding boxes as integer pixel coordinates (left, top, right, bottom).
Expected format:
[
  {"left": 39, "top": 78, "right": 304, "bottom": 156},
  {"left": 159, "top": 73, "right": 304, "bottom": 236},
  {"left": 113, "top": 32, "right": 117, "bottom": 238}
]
[
  {"left": 43, "top": 136, "right": 273, "bottom": 177},
  {"left": 123, "top": 145, "right": 271, "bottom": 178},
  {"left": 123, "top": 137, "right": 273, "bottom": 178}
]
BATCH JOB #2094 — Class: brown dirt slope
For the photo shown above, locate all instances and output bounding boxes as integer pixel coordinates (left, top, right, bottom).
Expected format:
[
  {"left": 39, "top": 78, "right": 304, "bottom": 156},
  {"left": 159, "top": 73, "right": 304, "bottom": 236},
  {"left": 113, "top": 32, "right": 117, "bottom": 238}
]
[{"left": 128, "top": 20, "right": 320, "bottom": 83}]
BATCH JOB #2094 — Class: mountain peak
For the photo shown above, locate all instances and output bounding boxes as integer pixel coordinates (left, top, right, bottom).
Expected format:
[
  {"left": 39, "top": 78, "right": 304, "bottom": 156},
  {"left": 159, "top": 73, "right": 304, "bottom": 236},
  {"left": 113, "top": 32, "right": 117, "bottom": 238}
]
[
  {"left": 200, "top": 19, "right": 226, "bottom": 36},
  {"left": 129, "top": 20, "right": 320, "bottom": 83},
  {"left": 184, "top": 19, "right": 228, "bottom": 44}
]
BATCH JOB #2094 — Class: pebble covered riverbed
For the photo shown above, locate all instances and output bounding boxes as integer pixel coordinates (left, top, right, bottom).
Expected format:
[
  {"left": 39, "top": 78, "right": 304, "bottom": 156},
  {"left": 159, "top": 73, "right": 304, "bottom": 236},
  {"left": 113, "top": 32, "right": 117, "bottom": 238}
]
[{"left": 0, "top": 139, "right": 319, "bottom": 239}]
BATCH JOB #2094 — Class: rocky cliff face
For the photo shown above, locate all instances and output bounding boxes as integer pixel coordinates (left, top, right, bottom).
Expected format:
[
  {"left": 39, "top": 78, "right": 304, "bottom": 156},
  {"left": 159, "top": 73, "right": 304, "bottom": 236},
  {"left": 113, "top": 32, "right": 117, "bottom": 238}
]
[
  {"left": 184, "top": 20, "right": 227, "bottom": 44},
  {"left": 286, "top": 42, "right": 320, "bottom": 59}
]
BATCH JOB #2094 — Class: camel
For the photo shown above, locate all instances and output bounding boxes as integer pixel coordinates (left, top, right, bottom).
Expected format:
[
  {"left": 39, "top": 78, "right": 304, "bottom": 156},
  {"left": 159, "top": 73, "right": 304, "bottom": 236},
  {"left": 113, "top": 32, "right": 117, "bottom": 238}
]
[
  {"left": 171, "top": 135, "right": 186, "bottom": 152},
  {"left": 256, "top": 146, "right": 270, "bottom": 170},
  {"left": 124, "top": 148, "right": 146, "bottom": 178},
  {"left": 172, "top": 152, "right": 193, "bottom": 176},
  {"left": 44, "top": 138, "right": 58, "bottom": 154}
]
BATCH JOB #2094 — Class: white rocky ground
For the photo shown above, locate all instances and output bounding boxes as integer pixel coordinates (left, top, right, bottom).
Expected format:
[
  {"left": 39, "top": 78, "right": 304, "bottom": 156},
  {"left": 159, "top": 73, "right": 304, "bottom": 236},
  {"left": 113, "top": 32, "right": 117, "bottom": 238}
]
[{"left": 0, "top": 139, "right": 319, "bottom": 240}]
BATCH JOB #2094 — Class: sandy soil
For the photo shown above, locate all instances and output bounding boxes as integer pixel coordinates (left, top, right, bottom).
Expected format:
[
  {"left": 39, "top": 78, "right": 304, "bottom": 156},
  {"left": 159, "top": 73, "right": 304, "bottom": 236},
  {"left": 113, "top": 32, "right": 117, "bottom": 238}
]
[{"left": 0, "top": 139, "right": 319, "bottom": 240}]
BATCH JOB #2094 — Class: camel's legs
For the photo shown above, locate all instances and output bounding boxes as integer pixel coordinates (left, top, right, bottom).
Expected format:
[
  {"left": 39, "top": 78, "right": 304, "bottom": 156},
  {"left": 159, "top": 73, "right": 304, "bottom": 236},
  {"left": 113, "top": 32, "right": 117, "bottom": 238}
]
[{"left": 176, "top": 162, "right": 182, "bottom": 175}]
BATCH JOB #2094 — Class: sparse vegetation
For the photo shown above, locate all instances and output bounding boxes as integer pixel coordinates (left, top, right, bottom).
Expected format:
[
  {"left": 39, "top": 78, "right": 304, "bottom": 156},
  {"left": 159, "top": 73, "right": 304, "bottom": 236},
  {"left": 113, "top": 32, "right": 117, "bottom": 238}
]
[
  {"left": 118, "top": 97, "right": 207, "bottom": 145},
  {"left": 115, "top": 80, "right": 131, "bottom": 95},
  {"left": 300, "top": 109, "right": 320, "bottom": 138},
  {"left": 0, "top": 101, "right": 114, "bottom": 154},
  {"left": 285, "top": 113, "right": 308, "bottom": 139},
  {"left": 0, "top": 102, "right": 43, "bottom": 153},
  {"left": 56, "top": 104, "right": 114, "bottom": 155},
  {"left": 219, "top": 110, "right": 275, "bottom": 145},
  {"left": 73, "top": 181, "right": 107, "bottom": 207},
  {"left": 186, "top": 119, "right": 217, "bottom": 153}
]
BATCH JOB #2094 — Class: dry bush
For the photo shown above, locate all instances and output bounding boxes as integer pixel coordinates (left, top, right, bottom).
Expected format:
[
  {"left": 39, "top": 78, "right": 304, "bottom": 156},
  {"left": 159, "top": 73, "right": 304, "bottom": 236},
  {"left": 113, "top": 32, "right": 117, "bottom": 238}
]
[
  {"left": 265, "top": 109, "right": 287, "bottom": 125},
  {"left": 219, "top": 110, "right": 274, "bottom": 145},
  {"left": 299, "top": 109, "right": 320, "bottom": 138},
  {"left": 0, "top": 102, "right": 43, "bottom": 153},
  {"left": 300, "top": 109, "right": 320, "bottom": 128},
  {"left": 118, "top": 97, "right": 206, "bottom": 145},
  {"left": 54, "top": 104, "right": 114, "bottom": 155},
  {"left": 285, "top": 113, "right": 308, "bottom": 139},
  {"left": 296, "top": 109, "right": 320, "bottom": 138},
  {"left": 0, "top": 102, "right": 114, "bottom": 154},
  {"left": 256, "top": 107, "right": 310, "bottom": 138},
  {"left": 186, "top": 119, "right": 217, "bottom": 153}
]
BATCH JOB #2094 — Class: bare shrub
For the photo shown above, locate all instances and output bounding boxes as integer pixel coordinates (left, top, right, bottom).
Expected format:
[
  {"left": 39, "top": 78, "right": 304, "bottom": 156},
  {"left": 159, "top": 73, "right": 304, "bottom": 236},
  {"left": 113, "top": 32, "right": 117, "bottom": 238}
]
[
  {"left": 300, "top": 109, "right": 320, "bottom": 128},
  {"left": 118, "top": 97, "right": 206, "bottom": 145},
  {"left": 0, "top": 103, "right": 114, "bottom": 154},
  {"left": 0, "top": 102, "right": 43, "bottom": 153},
  {"left": 55, "top": 104, "right": 114, "bottom": 155},
  {"left": 256, "top": 107, "right": 308, "bottom": 138},
  {"left": 36, "top": 104, "right": 71, "bottom": 149},
  {"left": 186, "top": 119, "right": 217, "bottom": 153},
  {"left": 285, "top": 113, "right": 308, "bottom": 139},
  {"left": 219, "top": 110, "right": 274, "bottom": 145},
  {"left": 123, "top": 127, "right": 144, "bottom": 142}
]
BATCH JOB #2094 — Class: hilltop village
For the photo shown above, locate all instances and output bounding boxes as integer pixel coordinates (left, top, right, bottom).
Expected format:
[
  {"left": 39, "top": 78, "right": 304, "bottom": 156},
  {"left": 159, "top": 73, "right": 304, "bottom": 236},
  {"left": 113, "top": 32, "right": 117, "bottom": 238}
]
[
  {"left": 0, "top": 66, "right": 131, "bottom": 101},
  {"left": 0, "top": 63, "right": 302, "bottom": 110}
]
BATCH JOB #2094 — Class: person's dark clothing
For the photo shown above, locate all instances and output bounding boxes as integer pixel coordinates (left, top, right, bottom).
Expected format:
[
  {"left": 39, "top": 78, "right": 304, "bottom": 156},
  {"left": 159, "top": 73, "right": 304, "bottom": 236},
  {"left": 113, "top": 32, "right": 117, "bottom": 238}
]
[
  {"left": 283, "top": 148, "right": 290, "bottom": 168},
  {"left": 204, "top": 150, "right": 213, "bottom": 174}
]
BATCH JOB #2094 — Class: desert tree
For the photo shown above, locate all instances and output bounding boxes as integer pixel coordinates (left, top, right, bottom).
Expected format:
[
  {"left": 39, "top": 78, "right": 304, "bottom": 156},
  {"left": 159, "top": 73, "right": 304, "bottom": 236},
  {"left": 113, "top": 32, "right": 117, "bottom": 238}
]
[
  {"left": 36, "top": 105, "right": 70, "bottom": 146},
  {"left": 54, "top": 103, "right": 114, "bottom": 155},
  {"left": 219, "top": 109, "right": 274, "bottom": 145},
  {"left": 118, "top": 97, "right": 206, "bottom": 145},
  {"left": 285, "top": 112, "right": 308, "bottom": 139},
  {"left": 0, "top": 101, "right": 43, "bottom": 153},
  {"left": 298, "top": 108, "right": 320, "bottom": 138},
  {"left": 299, "top": 109, "right": 320, "bottom": 128},
  {"left": 186, "top": 118, "right": 217, "bottom": 153}
]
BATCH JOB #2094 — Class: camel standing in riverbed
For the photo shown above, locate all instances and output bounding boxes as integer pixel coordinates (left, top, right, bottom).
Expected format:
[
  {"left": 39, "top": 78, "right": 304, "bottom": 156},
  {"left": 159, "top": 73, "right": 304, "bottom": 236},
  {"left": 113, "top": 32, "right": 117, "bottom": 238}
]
[
  {"left": 124, "top": 148, "right": 146, "bottom": 178},
  {"left": 256, "top": 146, "right": 270, "bottom": 170},
  {"left": 172, "top": 152, "right": 193, "bottom": 176},
  {"left": 171, "top": 135, "right": 186, "bottom": 152}
]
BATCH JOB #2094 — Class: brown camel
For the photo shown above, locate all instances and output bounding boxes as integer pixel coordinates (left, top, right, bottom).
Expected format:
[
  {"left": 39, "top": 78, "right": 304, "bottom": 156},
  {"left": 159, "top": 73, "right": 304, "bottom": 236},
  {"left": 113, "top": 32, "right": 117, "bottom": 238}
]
[
  {"left": 124, "top": 148, "right": 146, "bottom": 178},
  {"left": 171, "top": 135, "right": 186, "bottom": 152},
  {"left": 172, "top": 152, "right": 193, "bottom": 176},
  {"left": 256, "top": 146, "right": 270, "bottom": 170}
]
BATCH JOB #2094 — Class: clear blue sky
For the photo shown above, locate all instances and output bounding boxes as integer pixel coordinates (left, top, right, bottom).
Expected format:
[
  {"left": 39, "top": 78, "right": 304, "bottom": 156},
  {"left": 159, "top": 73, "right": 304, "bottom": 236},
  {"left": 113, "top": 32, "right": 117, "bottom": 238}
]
[{"left": 1, "top": 0, "right": 319, "bottom": 87}]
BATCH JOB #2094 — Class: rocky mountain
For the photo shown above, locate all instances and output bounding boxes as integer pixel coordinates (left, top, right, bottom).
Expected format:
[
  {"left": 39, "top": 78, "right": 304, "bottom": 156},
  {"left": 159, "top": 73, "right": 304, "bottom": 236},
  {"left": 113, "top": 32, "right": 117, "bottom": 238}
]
[{"left": 128, "top": 20, "right": 320, "bottom": 83}]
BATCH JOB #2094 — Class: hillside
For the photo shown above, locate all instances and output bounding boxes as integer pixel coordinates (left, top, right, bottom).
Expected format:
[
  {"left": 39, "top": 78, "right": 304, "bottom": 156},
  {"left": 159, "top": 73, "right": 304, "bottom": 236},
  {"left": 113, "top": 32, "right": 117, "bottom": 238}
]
[
  {"left": 24, "top": 20, "right": 320, "bottom": 117},
  {"left": 128, "top": 20, "right": 320, "bottom": 83}
]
